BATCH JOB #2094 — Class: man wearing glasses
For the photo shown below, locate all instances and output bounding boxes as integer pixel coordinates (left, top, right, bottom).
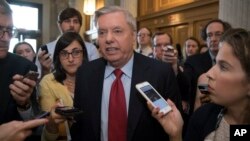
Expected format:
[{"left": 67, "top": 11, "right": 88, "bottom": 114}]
[
  {"left": 0, "top": 1, "right": 44, "bottom": 140},
  {"left": 184, "top": 19, "right": 232, "bottom": 115},
  {"left": 136, "top": 27, "right": 153, "bottom": 57}
]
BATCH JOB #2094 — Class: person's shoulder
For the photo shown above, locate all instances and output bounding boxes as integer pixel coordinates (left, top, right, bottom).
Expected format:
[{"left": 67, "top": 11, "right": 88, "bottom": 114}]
[
  {"left": 78, "top": 57, "right": 105, "bottom": 72},
  {"left": 187, "top": 51, "right": 210, "bottom": 62},
  {"left": 134, "top": 53, "right": 173, "bottom": 75},
  {"left": 40, "top": 73, "right": 54, "bottom": 82},
  {"left": 84, "top": 41, "right": 95, "bottom": 47},
  {"left": 186, "top": 103, "right": 224, "bottom": 140},
  {"left": 9, "top": 53, "right": 35, "bottom": 66},
  {"left": 134, "top": 52, "right": 166, "bottom": 66},
  {"left": 191, "top": 103, "right": 223, "bottom": 124},
  {"left": 195, "top": 103, "right": 223, "bottom": 115},
  {"left": 46, "top": 40, "right": 57, "bottom": 46}
]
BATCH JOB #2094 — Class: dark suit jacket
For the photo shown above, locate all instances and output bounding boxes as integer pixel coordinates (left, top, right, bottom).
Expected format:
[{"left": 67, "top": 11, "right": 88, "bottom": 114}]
[
  {"left": 0, "top": 53, "right": 40, "bottom": 141},
  {"left": 71, "top": 52, "right": 182, "bottom": 141},
  {"left": 184, "top": 51, "right": 213, "bottom": 113},
  {"left": 185, "top": 103, "right": 223, "bottom": 141}
]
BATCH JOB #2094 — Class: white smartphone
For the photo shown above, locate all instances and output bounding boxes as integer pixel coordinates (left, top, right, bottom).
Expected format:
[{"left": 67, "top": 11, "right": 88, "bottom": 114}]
[{"left": 136, "top": 81, "right": 172, "bottom": 114}]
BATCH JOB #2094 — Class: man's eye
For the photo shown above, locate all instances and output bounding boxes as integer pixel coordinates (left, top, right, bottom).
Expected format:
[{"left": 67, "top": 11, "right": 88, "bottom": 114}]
[
  {"left": 114, "top": 30, "right": 122, "bottom": 34},
  {"left": 98, "top": 31, "right": 105, "bottom": 35}
]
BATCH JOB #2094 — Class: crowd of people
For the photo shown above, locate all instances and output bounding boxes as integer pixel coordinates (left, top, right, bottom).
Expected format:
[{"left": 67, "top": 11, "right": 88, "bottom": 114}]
[{"left": 0, "top": 0, "right": 249, "bottom": 141}]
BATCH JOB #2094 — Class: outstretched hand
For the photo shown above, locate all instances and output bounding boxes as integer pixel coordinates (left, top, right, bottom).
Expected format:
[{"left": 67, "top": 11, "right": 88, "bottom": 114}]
[
  {"left": 0, "top": 119, "right": 48, "bottom": 141},
  {"left": 147, "top": 99, "right": 183, "bottom": 140}
]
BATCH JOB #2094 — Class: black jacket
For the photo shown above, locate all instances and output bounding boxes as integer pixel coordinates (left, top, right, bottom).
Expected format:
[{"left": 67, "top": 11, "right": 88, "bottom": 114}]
[
  {"left": 185, "top": 103, "right": 224, "bottom": 141},
  {"left": 71, "top": 52, "right": 182, "bottom": 141},
  {"left": 0, "top": 53, "right": 41, "bottom": 141},
  {"left": 184, "top": 51, "right": 213, "bottom": 113}
]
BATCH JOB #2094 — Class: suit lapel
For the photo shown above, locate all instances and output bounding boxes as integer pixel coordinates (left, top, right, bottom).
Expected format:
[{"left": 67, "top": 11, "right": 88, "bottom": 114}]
[
  {"left": 0, "top": 58, "right": 12, "bottom": 122},
  {"left": 89, "top": 59, "right": 106, "bottom": 139},
  {"left": 127, "top": 53, "right": 151, "bottom": 141}
]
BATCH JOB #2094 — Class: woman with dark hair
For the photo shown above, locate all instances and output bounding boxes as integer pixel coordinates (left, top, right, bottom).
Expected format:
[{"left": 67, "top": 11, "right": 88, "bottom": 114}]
[
  {"left": 148, "top": 28, "right": 250, "bottom": 141},
  {"left": 39, "top": 32, "right": 88, "bottom": 141},
  {"left": 13, "top": 41, "right": 36, "bottom": 62},
  {"left": 182, "top": 37, "right": 200, "bottom": 60}
]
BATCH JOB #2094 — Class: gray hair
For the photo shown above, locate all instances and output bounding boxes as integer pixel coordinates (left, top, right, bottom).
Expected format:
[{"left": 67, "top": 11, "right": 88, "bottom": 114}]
[
  {"left": 94, "top": 6, "right": 136, "bottom": 31},
  {"left": 0, "top": 0, "right": 12, "bottom": 15}
]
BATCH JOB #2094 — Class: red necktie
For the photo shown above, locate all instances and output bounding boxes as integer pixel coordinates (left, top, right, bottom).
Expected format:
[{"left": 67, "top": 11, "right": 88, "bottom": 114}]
[{"left": 108, "top": 69, "right": 127, "bottom": 141}]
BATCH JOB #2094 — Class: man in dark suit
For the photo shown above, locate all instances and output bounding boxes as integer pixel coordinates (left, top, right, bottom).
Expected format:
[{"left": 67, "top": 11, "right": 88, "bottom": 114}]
[
  {"left": 71, "top": 6, "right": 182, "bottom": 141},
  {"left": 184, "top": 19, "right": 232, "bottom": 114},
  {"left": 0, "top": 1, "right": 44, "bottom": 140}
]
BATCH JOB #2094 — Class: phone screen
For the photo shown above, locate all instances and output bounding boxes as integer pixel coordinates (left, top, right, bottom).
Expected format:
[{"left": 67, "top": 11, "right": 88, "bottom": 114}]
[{"left": 140, "top": 85, "right": 169, "bottom": 109}]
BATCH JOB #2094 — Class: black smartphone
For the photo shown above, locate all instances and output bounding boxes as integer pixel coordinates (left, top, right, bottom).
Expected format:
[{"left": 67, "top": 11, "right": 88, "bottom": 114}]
[
  {"left": 34, "top": 111, "right": 50, "bottom": 119},
  {"left": 40, "top": 45, "right": 48, "bottom": 54},
  {"left": 55, "top": 106, "right": 83, "bottom": 117},
  {"left": 198, "top": 84, "right": 209, "bottom": 95},
  {"left": 23, "top": 71, "right": 39, "bottom": 81}
]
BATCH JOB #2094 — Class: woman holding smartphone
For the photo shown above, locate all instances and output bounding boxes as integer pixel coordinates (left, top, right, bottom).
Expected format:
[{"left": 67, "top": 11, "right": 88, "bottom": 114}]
[
  {"left": 148, "top": 28, "right": 250, "bottom": 141},
  {"left": 39, "top": 32, "right": 88, "bottom": 141}
]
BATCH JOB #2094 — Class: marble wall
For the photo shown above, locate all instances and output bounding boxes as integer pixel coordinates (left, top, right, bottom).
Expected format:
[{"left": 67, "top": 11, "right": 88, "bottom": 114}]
[{"left": 219, "top": 0, "right": 250, "bottom": 30}]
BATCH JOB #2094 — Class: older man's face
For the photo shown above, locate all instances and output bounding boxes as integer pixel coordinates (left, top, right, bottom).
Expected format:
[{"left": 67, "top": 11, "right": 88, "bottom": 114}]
[
  {"left": 0, "top": 14, "right": 13, "bottom": 59},
  {"left": 97, "top": 11, "right": 136, "bottom": 68}
]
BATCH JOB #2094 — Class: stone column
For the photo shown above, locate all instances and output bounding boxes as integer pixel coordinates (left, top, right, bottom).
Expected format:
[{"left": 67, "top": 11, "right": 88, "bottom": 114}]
[
  {"left": 219, "top": 0, "right": 250, "bottom": 30},
  {"left": 120, "top": 0, "right": 137, "bottom": 18}
]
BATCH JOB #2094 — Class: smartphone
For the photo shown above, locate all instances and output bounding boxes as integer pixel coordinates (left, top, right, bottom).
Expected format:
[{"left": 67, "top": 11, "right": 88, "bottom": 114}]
[
  {"left": 163, "top": 45, "right": 174, "bottom": 53},
  {"left": 136, "top": 81, "right": 172, "bottom": 114},
  {"left": 40, "top": 45, "right": 48, "bottom": 54},
  {"left": 34, "top": 111, "right": 50, "bottom": 119},
  {"left": 197, "top": 84, "right": 209, "bottom": 95},
  {"left": 55, "top": 106, "right": 83, "bottom": 117},
  {"left": 23, "top": 71, "right": 39, "bottom": 81}
]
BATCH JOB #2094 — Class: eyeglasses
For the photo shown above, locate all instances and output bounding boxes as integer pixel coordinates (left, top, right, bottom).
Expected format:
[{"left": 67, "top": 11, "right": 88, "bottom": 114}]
[
  {"left": 207, "top": 32, "right": 223, "bottom": 40},
  {"left": 0, "top": 26, "right": 17, "bottom": 38},
  {"left": 137, "top": 33, "right": 150, "bottom": 37},
  {"left": 59, "top": 49, "right": 83, "bottom": 59}
]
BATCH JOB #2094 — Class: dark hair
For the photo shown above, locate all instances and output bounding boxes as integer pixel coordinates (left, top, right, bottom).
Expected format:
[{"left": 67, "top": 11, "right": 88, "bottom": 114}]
[
  {"left": 152, "top": 31, "right": 173, "bottom": 45},
  {"left": 220, "top": 28, "right": 250, "bottom": 82},
  {"left": 186, "top": 37, "right": 200, "bottom": 48},
  {"left": 182, "top": 37, "right": 201, "bottom": 59},
  {"left": 58, "top": 8, "right": 82, "bottom": 26},
  {"left": 13, "top": 42, "right": 35, "bottom": 53},
  {"left": 201, "top": 19, "right": 232, "bottom": 41},
  {"left": 53, "top": 32, "right": 88, "bottom": 83}
]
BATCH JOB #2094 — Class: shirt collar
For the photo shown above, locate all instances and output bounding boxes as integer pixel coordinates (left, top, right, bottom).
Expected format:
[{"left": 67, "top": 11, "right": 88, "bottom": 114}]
[
  {"left": 104, "top": 54, "right": 134, "bottom": 79},
  {"left": 208, "top": 50, "right": 216, "bottom": 65}
]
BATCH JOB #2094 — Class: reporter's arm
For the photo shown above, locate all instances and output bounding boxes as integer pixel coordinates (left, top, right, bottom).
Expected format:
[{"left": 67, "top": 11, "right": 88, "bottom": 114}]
[{"left": 0, "top": 119, "right": 48, "bottom": 141}]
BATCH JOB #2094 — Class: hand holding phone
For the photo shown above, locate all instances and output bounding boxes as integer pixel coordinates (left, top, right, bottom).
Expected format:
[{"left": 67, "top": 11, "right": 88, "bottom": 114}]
[
  {"left": 163, "top": 45, "right": 174, "bottom": 53},
  {"left": 55, "top": 106, "right": 83, "bottom": 117},
  {"left": 136, "top": 81, "right": 172, "bottom": 114},
  {"left": 23, "top": 71, "right": 39, "bottom": 81},
  {"left": 41, "top": 45, "right": 48, "bottom": 54}
]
